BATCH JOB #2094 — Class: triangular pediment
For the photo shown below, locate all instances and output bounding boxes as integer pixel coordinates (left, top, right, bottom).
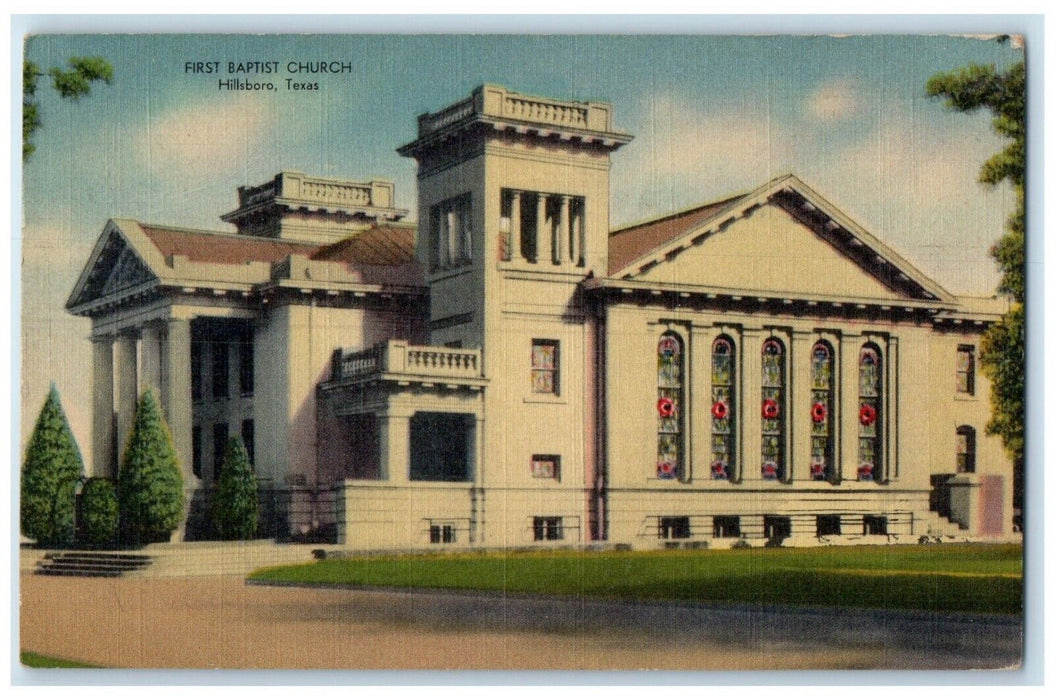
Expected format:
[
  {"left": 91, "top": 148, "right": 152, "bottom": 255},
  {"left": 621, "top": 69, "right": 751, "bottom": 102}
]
[
  {"left": 66, "top": 220, "right": 162, "bottom": 312},
  {"left": 609, "top": 175, "right": 953, "bottom": 304}
]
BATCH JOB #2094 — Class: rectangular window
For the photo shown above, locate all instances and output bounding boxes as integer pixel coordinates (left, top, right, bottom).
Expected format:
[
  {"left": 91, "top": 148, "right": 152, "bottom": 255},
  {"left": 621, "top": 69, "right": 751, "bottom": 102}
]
[
  {"left": 863, "top": 515, "right": 888, "bottom": 536},
  {"left": 712, "top": 515, "right": 741, "bottom": 538},
  {"left": 212, "top": 342, "right": 229, "bottom": 399},
  {"left": 763, "top": 515, "right": 792, "bottom": 540},
  {"left": 533, "top": 516, "right": 564, "bottom": 541},
  {"left": 212, "top": 422, "right": 228, "bottom": 482},
  {"left": 659, "top": 516, "right": 691, "bottom": 540},
  {"left": 429, "top": 523, "right": 456, "bottom": 544},
  {"left": 956, "top": 345, "right": 975, "bottom": 395},
  {"left": 531, "top": 340, "right": 560, "bottom": 395},
  {"left": 956, "top": 426, "right": 976, "bottom": 473},
  {"left": 816, "top": 515, "right": 842, "bottom": 537},
  {"left": 239, "top": 339, "right": 254, "bottom": 395},
  {"left": 531, "top": 454, "right": 560, "bottom": 480},
  {"left": 192, "top": 426, "right": 202, "bottom": 479},
  {"left": 429, "top": 193, "right": 472, "bottom": 270},
  {"left": 241, "top": 419, "right": 255, "bottom": 466}
]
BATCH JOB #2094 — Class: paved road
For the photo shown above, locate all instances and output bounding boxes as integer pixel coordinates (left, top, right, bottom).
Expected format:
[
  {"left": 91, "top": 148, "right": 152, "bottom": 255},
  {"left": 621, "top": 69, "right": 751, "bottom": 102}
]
[{"left": 20, "top": 574, "right": 1021, "bottom": 671}]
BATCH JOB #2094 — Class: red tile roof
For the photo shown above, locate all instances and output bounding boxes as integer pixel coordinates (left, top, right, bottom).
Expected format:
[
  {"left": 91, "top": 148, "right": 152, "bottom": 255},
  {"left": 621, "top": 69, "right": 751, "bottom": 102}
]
[
  {"left": 311, "top": 225, "right": 416, "bottom": 266},
  {"left": 139, "top": 223, "right": 418, "bottom": 268},
  {"left": 140, "top": 225, "right": 318, "bottom": 264},
  {"left": 607, "top": 194, "right": 745, "bottom": 274}
]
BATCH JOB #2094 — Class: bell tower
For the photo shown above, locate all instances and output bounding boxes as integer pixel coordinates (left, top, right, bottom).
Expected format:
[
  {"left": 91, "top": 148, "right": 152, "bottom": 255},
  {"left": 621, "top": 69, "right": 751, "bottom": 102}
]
[
  {"left": 398, "top": 84, "right": 632, "bottom": 351},
  {"left": 399, "top": 85, "right": 631, "bottom": 540}
]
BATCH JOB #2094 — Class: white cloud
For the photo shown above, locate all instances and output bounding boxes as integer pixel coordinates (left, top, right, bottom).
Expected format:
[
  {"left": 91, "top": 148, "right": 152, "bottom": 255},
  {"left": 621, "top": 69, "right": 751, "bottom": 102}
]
[
  {"left": 133, "top": 94, "right": 276, "bottom": 178},
  {"left": 807, "top": 81, "right": 859, "bottom": 121}
]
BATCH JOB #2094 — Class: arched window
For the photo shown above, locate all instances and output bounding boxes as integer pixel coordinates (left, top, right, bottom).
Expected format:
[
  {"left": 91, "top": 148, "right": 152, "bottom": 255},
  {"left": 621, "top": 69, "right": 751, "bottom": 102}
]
[
  {"left": 858, "top": 345, "right": 882, "bottom": 481},
  {"left": 956, "top": 426, "right": 976, "bottom": 473},
  {"left": 710, "top": 336, "right": 735, "bottom": 480},
  {"left": 761, "top": 338, "right": 786, "bottom": 481},
  {"left": 810, "top": 342, "right": 835, "bottom": 481},
  {"left": 656, "top": 332, "right": 683, "bottom": 480}
]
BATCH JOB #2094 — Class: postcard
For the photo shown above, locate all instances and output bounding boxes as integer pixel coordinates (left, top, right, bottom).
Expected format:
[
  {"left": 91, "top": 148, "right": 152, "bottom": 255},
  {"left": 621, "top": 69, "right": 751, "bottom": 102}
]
[{"left": 18, "top": 30, "right": 1026, "bottom": 672}]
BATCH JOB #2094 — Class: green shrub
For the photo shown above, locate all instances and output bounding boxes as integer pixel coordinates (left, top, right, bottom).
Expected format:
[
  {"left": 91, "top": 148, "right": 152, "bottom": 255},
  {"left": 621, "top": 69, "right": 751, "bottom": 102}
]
[
  {"left": 211, "top": 436, "right": 259, "bottom": 540},
  {"left": 78, "top": 477, "right": 118, "bottom": 549},
  {"left": 21, "top": 386, "right": 83, "bottom": 546},
  {"left": 117, "top": 389, "right": 184, "bottom": 545}
]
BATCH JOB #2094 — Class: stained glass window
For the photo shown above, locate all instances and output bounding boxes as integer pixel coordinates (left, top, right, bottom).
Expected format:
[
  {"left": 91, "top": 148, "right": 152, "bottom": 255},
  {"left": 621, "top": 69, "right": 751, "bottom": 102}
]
[
  {"left": 711, "top": 336, "right": 735, "bottom": 480},
  {"left": 761, "top": 338, "right": 785, "bottom": 481},
  {"left": 810, "top": 342, "right": 834, "bottom": 481},
  {"left": 858, "top": 345, "right": 881, "bottom": 481},
  {"left": 531, "top": 340, "right": 559, "bottom": 395},
  {"left": 656, "top": 333, "right": 683, "bottom": 480}
]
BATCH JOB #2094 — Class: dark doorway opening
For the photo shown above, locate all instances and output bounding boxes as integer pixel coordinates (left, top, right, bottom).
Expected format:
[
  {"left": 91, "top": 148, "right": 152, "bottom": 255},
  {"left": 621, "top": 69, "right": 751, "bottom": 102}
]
[{"left": 409, "top": 412, "right": 473, "bottom": 481}]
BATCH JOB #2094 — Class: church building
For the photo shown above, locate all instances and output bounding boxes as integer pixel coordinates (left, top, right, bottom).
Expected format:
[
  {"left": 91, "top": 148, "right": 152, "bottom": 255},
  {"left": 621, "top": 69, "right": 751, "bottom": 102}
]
[{"left": 67, "top": 84, "right": 1013, "bottom": 548}]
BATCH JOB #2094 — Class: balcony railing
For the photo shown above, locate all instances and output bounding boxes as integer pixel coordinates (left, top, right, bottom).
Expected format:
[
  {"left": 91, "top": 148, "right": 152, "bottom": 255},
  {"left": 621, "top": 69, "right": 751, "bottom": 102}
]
[{"left": 332, "top": 340, "right": 482, "bottom": 382}]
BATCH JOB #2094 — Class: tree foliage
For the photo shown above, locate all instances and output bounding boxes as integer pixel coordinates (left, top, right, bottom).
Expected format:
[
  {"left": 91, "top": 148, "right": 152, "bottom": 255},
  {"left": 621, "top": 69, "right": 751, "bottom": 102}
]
[
  {"left": 211, "top": 437, "right": 259, "bottom": 540},
  {"left": 927, "top": 58, "right": 1025, "bottom": 463},
  {"left": 21, "top": 386, "right": 84, "bottom": 546},
  {"left": 117, "top": 390, "right": 184, "bottom": 545},
  {"left": 78, "top": 477, "right": 119, "bottom": 549},
  {"left": 23, "top": 56, "right": 113, "bottom": 160}
]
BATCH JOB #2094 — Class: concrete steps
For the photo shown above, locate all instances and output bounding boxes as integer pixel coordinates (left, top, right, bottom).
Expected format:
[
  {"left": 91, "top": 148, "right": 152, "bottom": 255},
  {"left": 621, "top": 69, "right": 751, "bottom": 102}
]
[
  {"left": 35, "top": 552, "right": 153, "bottom": 578},
  {"left": 140, "top": 540, "right": 320, "bottom": 578}
]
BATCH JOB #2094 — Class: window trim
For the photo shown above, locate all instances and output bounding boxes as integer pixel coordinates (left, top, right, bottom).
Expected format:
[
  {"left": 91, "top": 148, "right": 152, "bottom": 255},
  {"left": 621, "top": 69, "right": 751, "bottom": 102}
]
[
  {"left": 530, "top": 454, "right": 561, "bottom": 481},
  {"left": 530, "top": 339, "right": 560, "bottom": 396},
  {"left": 956, "top": 345, "right": 976, "bottom": 396}
]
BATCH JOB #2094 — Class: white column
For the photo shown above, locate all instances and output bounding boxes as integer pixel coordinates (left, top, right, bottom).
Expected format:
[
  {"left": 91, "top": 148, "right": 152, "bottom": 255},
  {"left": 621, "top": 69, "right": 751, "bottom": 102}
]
[
  {"left": 140, "top": 324, "right": 163, "bottom": 399},
  {"left": 164, "top": 319, "right": 197, "bottom": 488},
  {"left": 570, "top": 202, "right": 582, "bottom": 267},
  {"left": 509, "top": 191, "right": 521, "bottom": 261},
  {"left": 91, "top": 335, "right": 115, "bottom": 478},
  {"left": 557, "top": 195, "right": 570, "bottom": 266},
  {"left": 165, "top": 318, "right": 197, "bottom": 542},
  {"left": 379, "top": 412, "right": 411, "bottom": 483},
  {"left": 537, "top": 194, "right": 551, "bottom": 265},
  {"left": 114, "top": 332, "right": 139, "bottom": 466}
]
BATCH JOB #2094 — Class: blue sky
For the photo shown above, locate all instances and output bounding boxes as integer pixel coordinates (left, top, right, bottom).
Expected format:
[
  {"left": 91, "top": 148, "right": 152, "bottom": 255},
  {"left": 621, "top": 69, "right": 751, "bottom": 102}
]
[{"left": 20, "top": 33, "right": 1022, "bottom": 452}]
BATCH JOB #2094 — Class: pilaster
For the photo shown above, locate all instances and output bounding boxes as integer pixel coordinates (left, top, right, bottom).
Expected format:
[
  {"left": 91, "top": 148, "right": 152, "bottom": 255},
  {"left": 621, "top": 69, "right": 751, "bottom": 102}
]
[
  {"left": 741, "top": 329, "right": 763, "bottom": 482},
  {"left": 840, "top": 333, "right": 861, "bottom": 482},
  {"left": 790, "top": 331, "right": 813, "bottom": 483},
  {"left": 509, "top": 190, "right": 521, "bottom": 261}
]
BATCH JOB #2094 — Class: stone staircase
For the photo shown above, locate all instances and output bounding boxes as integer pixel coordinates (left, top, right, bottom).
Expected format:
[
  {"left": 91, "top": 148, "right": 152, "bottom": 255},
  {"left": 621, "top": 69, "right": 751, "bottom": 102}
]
[
  {"left": 25, "top": 541, "right": 320, "bottom": 579},
  {"left": 34, "top": 552, "right": 153, "bottom": 578},
  {"left": 139, "top": 540, "right": 320, "bottom": 577}
]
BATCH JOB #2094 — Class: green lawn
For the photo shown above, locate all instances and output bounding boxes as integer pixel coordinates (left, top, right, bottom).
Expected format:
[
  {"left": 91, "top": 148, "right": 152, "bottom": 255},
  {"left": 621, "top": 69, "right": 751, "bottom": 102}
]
[
  {"left": 249, "top": 543, "right": 1022, "bottom": 615},
  {"left": 20, "top": 651, "right": 99, "bottom": 668}
]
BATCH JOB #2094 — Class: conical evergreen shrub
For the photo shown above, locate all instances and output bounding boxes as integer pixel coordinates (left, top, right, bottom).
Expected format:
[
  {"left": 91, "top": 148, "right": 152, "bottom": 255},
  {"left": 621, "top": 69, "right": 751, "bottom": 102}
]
[
  {"left": 117, "top": 389, "right": 184, "bottom": 545},
  {"left": 211, "top": 436, "right": 259, "bottom": 540},
  {"left": 78, "top": 477, "right": 119, "bottom": 549},
  {"left": 21, "top": 385, "right": 84, "bottom": 546}
]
